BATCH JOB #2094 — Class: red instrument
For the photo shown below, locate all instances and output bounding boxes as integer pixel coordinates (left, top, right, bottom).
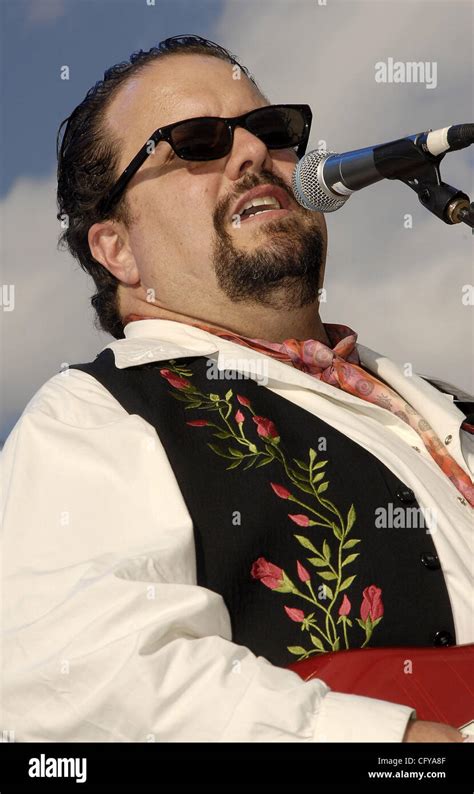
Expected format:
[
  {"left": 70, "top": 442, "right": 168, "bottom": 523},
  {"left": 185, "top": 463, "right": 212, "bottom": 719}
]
[{"left": 288, "top": 644, "right": 474, "bottom": 730}]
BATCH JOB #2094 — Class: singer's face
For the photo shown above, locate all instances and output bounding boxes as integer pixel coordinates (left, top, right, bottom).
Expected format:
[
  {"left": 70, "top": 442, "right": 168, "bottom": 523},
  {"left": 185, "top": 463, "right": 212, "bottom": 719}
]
[{"left": 102, "top": 54, "right": 327, "bottom": 310}]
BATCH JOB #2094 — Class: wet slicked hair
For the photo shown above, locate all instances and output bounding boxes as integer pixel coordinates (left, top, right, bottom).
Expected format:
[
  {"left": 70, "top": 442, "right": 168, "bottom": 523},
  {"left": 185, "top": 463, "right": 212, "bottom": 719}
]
[{"left": 56, "top": 38, "right": 259, "bottom": 339}]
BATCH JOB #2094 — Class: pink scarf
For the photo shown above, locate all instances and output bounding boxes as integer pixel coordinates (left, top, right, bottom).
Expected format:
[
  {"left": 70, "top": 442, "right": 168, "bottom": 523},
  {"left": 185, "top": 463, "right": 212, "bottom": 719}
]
[{"left": 124, "top": 314, "right": 474, "bottom": 507}]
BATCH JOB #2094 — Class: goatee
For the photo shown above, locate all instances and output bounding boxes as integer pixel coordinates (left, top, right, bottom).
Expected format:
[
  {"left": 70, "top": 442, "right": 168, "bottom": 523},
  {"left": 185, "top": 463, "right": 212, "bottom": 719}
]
[{"left": 212, "top": 172, "right": 326, "bottom": 309}]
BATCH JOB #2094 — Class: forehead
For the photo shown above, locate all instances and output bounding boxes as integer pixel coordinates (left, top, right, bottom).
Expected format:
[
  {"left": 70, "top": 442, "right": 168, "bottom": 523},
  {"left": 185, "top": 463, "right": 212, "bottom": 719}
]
[{"left": 105, "top": 53, "right": 267, "bottom": 165}]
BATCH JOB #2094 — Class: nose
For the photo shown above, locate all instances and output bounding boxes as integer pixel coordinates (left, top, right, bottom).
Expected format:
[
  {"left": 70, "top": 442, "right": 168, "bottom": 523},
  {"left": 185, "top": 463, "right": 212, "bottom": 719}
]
[{"left": 224, "top": 125, "right": 274, "bottom": 181}]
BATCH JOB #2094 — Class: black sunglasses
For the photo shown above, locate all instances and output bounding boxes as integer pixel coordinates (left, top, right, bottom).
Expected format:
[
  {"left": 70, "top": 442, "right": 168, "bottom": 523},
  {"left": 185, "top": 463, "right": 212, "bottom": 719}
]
[{"left": 101, "top": 104, "right": 312, "bottom": 214}]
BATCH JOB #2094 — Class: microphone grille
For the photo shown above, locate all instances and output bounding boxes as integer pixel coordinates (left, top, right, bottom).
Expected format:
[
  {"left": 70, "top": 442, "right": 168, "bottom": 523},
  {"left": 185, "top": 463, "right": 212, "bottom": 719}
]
[{"left": 292, "top": 150, "right": 347, "bottom": 212}]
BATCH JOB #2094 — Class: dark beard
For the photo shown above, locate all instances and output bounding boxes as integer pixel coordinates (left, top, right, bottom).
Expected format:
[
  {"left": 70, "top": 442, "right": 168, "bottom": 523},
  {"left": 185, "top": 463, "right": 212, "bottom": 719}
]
[{"left": 212, "top": 172, "right": 325, "bottom": 309}]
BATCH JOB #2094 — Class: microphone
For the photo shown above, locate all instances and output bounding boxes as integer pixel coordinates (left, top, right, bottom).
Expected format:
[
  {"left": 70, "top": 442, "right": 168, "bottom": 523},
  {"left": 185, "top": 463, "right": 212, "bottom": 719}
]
[{"left": 292, "top": 124, "right": 474, "bottom": 212}]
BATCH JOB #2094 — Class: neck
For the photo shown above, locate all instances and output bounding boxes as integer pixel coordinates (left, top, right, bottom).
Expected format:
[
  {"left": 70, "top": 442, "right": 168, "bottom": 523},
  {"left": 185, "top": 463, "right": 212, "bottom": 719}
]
[{"left": 120, "top": 287, "right": 329, "bottom": 345}]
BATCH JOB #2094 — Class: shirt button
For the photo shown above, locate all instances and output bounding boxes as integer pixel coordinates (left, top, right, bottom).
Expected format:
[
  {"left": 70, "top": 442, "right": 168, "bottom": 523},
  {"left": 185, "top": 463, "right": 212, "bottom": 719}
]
[
  {"left": 457, "top": 496, "right": 467, "bottom": 506},
  {"left": 444, "top": 434, "right": 453, "bottom": 445},
  {"left": 396, "top": 487, "right": 417, "bottom": 504},
  {"left": 412, "top": 446, "right": 421, "bottom": 453},
  {"left": 420, "top": 552, "right": 441, "bottom": 570},
  {"left": 433, "top": 630, "right": 454, "bottom": 647}
]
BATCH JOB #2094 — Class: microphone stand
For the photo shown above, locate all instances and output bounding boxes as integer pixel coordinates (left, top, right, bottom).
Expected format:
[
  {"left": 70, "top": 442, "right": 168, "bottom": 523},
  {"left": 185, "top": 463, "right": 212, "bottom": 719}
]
[{"left": 395, "top": 150, "right": 473, "bottom": 228}]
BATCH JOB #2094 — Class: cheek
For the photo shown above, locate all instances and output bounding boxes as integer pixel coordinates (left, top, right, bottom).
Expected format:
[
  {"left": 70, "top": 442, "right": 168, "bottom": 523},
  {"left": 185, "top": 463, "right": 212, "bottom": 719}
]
[
  {"left": 129, "top": 182, "right": 217, "bottom": 270},
  {"left": 176, "top": 182, "right": 218, "bottom": 248},
  {"left": 272, "top": 149, "right": 299, "bottom": 177}
]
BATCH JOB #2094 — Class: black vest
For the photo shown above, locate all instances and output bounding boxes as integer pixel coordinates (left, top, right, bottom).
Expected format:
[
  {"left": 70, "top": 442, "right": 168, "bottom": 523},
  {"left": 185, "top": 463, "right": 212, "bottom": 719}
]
[{"left": 70, "top": 349, "right": 455, "bottom": 667}]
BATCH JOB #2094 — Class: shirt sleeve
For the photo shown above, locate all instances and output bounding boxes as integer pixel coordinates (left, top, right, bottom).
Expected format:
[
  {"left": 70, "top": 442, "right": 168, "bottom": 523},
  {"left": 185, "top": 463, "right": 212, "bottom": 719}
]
[{"left": 1, "top": 371, "right": 416, "bottom": 743}]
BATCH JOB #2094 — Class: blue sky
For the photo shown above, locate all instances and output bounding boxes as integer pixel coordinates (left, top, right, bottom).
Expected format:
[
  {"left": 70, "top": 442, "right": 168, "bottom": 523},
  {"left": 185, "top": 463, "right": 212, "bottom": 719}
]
[
  {"left": 1, "top": 0, "right": 473, "bottom": 443},
  {"left": 1, "top": 0, "right": 225, "bottom": 197}
]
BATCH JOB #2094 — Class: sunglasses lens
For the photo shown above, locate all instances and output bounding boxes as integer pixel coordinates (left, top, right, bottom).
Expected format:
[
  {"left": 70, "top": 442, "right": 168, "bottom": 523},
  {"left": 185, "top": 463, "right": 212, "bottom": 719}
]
[
  {"left": 247, "top": 106, "right": 306, "bottom": 149},
  {"left": 170, "top": 118, "right": 230, "bottom": 160}
]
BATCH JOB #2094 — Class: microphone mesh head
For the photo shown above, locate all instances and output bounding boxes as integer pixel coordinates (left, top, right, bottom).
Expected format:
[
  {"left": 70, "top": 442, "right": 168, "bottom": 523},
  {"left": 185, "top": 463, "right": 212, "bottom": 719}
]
[{"left": 292, "top": 150, "right": 347, "bottom": 212}]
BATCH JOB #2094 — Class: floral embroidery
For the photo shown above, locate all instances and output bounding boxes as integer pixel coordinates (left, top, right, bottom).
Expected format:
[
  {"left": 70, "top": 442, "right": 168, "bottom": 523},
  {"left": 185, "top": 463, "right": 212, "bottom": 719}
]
[{"left": 159, "top": 360, "right": 384, "bottom": 661}]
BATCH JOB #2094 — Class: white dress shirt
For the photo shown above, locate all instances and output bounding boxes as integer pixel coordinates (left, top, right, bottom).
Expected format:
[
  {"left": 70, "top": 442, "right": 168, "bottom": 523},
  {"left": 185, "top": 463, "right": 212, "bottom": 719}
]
[{"left": 1, "top": 319, "right": 473, "bottom": 743}]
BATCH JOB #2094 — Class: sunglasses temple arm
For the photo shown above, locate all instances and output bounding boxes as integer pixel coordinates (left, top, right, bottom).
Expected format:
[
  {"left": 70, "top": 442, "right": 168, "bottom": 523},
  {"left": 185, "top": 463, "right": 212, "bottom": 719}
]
[{"left": 101, "top": 134, "right": 162, "bottom": 214}]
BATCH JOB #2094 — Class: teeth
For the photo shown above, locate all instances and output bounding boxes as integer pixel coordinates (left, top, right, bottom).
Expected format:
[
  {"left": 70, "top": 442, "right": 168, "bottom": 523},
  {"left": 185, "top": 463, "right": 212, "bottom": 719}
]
[{"left": 239, "top": 196, "right": 281, "bottom": 216}]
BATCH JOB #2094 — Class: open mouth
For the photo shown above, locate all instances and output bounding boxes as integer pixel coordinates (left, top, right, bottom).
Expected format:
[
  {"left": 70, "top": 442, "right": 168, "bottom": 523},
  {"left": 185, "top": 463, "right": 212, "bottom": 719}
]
[
  {"left": 238, "top": 197, "right": 290, "bottom": 223},
  {"left": 231, "top": 185, "right": 293, "bottom": 226}
]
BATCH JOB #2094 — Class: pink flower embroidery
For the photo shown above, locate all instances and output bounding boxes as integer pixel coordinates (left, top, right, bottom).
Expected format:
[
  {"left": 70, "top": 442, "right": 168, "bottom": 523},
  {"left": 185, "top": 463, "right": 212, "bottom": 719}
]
[
  {"left": 252, "top": 415, "right": 279, "bottom": 439},
  {"left": 284, "top": 606, "right": 305, "bottom": 623},
  {"left": 186, "top": 419, "right": 210, "bottom": 427},
  {"left": 235, "top": 410, "right": 245, "bottom": 424},
  {"left": 288, "top": 514, "right": 310, "bottom": 526},
  {"left": 236, "top": 394, "right": 251, "bottom": 407},
  {"left": 360, "top": 585, "right": 384, "bottom": 621},
  {"left": 270, "top": 482, "right": 291, "bottom": 499},
  {"left": 251, "top": 558, "right": 285, "bottom": 590},
  {"left": 296, "top": 561, "right": 310, "bottom": 583},
  {"left": 160, "top": 369, "right": 191, "bottom": 390},
  {"left": 338, "top": 594, "right": 351, "bottom": 617}
]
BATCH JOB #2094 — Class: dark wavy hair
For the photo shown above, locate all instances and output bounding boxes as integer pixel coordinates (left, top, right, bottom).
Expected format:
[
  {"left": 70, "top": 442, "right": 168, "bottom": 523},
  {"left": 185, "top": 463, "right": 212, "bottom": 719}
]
[{"left": 56, "top": 37, "right": 259, "bottom": 339}]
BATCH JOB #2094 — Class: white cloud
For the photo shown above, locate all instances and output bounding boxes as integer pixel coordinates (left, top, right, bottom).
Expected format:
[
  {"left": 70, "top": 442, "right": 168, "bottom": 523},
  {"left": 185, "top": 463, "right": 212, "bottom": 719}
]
[{"left": 0, "top": 174, "right": 112, "bottom": 441}]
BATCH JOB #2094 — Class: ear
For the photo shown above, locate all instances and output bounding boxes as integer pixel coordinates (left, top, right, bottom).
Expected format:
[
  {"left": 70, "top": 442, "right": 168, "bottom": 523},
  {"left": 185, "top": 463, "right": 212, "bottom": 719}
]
[{"left": 88, "top": 220, "right": 139, "bottom": 285}]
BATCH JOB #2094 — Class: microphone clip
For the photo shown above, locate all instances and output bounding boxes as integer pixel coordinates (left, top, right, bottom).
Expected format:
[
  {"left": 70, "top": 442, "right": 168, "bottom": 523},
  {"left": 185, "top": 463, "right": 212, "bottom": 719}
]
[{"left": 397, "top": 154, "right": 473, "bottom": 228}]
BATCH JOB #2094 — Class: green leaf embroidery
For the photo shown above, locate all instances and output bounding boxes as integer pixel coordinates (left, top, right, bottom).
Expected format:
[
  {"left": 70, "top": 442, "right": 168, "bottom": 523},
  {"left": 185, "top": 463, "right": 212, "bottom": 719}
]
[
  {"left": 342, "top": 553, "right": 360, "bottom": 567},
  {"left": 347, "top": 504, "right": 356, "bottom": 533},
  {"left": 243, "top": 458, "right": 258, "bottom": 471},
  {"left": 294, "top": 459, "right": 310, "bottom": 471},
  {"left": 293, "top": 482, "right": 315, "bottom": 495},
  {"left": 317, "top": 571, "right": 337, "bottom": 581},
  {"left": 321, "top": 585, "right": 333, "bottom": 600},
  {"left": 310, "top": 634, "right": 325, "bottom": 651},
  {"left": 342, "top": 538, "right": 361, "bottom": 549},
  {"left": 288, "top": 646, "right": 308, "bottom": 655},
  {"left": 170, "top": 391, "right": 192, "bottom": 403},
  {"left": 294, "top": 535, "right": 318, "bottom": 553},
  {"left": 207, "top": 443, "right": 230, "bottom": 458},
  {"left": 228, "top": 448, "right": 244, "bottom": 458},
  {"left": 339, "top": 575, "right": 356, "bottom": 591},
  {"left": 292, "top": 469, "right": 311, "bottom": 483},
  {"left": 308, "top": 556, "right": 329, "bottom": 568},
  {"left": 276, "top": 571, "right": 295, "bottom": 593},
  {"left": 322, "top": 539, "right": 331, "bottom": 562},
  {"left": 255, "top": 456, "right": 274, "bottom": 468},
  {"left": 317, "top": 481, "right": 329, "bottom": 494}
]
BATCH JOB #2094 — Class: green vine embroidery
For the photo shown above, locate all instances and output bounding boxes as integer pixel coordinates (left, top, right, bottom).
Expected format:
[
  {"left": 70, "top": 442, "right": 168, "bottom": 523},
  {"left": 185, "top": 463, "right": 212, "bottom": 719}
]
[{"left": 159, "top": 360, "right": 384, "bottom": 661}]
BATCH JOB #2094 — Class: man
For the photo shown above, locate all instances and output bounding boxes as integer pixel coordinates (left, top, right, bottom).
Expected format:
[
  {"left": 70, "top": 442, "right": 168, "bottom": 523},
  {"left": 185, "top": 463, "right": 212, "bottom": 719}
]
[{"left": 1, "top": 36, "right": 472, "bottom": 744}]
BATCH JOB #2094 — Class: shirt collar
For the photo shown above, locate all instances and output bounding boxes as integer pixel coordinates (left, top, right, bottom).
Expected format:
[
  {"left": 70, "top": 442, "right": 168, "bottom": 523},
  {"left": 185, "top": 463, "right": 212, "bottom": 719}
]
[
  {"left": 106, "top": 319, "right": 220, "bottom": 368},
  {"left": 103, "top": 318, "right": 467, "bottom": 439}
]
